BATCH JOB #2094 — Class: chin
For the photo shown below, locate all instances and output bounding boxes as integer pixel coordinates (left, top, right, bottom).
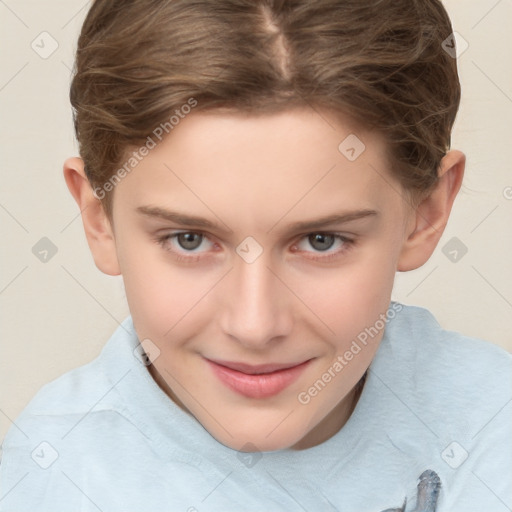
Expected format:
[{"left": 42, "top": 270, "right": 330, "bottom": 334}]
[{"left": 210, "top": 424, "right": 303, "bottom": 453}]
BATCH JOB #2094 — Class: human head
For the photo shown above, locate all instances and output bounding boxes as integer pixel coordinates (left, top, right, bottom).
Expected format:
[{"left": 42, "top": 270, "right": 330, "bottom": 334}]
[
  {"left": 64, "top": 0, "right": 465, "bottom": 452},
  {"left": 69, "top": 0, "right": 461, "bottom": 218}
]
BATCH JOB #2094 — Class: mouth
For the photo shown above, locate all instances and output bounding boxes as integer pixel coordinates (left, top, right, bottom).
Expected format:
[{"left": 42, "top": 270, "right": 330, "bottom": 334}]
[
  {"left": 207, "top": 359, "right": 310, "bottom": 374},
  {"left": 205, "top": 358, "right": 313, "bottom": 399}
]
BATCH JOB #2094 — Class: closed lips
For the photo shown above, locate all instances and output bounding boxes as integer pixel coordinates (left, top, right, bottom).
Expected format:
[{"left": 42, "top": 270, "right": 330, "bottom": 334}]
[
  {"left": 207, "top": 359, "right": 312, "bottom": 374},
  {"left": 205, "top": 358, "right": 313, "bottom": 399}
]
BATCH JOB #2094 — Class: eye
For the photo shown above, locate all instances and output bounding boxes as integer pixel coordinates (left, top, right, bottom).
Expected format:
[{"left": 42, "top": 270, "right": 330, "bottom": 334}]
[
  {"left": 292, "top": 233, "right": 354, "bottom": 261},
  {"left": 173, "top": 232, "right": 204, "bottom": 251},
  {"left": 156, "top": 231, "right": 215, "bottom": 261}
]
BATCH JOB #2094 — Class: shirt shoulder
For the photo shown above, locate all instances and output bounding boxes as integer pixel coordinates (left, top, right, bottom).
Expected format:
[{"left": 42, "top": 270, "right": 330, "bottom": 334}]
[
  {"left": 373, "top": 303, "right": 512, "bottom": 510},
  {"left": 2, "top": 318, "right": 136, "bottom": 449},
  {"left": 0, "top": 319, "right": 141, "bottom": 511},
  {"left": 378, "top": 301, "right": 512, "bottom": 444},
  {"left": 386, "top": 302, "right": 512, "bottom": 385}
]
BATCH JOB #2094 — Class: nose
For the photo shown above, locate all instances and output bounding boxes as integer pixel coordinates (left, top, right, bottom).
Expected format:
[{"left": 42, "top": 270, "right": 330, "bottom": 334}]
[{"left": 219, "top": 252, "right": 293, "bottom": 350}]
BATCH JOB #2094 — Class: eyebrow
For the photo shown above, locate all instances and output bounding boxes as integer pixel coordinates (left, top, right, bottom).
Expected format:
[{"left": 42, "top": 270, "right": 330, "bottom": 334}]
[{"left": 136, "top": 205, "right": 378, "bottom": 234}]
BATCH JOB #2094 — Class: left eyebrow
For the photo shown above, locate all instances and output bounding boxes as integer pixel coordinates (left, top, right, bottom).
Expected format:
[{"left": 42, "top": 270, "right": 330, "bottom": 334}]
[{"left": 270, "top": 209, "right": 379, "bottom": 234}]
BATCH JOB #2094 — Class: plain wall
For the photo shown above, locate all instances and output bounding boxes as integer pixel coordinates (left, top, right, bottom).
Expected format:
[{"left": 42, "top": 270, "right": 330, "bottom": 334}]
[{"left": 1, "top": 0, "right": 511, "bottom": 443}]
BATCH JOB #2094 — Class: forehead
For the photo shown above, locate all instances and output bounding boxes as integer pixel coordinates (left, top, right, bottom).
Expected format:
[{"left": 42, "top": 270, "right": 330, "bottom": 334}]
[
  {"left": 114, "top": 108, "right": 403, "bottom": 227},
  {"left": 156, "top": 107, "right": 386, "bottom": 168}
]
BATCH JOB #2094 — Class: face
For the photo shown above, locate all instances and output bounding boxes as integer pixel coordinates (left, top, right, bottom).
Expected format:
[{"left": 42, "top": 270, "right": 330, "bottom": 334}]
[{"left": 107, "top": 108, "right": 414, "bottom": 452}]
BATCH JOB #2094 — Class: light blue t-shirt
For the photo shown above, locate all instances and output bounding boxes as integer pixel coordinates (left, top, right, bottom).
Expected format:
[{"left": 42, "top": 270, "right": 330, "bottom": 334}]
[{"left": 1, "top": 303, "right": 511, "bottom": 512}]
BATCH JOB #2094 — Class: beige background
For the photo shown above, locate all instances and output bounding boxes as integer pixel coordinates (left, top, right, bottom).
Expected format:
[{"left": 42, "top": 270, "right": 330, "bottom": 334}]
[{"left": 1, "top": 0, "right": 511, "bottom": 443}]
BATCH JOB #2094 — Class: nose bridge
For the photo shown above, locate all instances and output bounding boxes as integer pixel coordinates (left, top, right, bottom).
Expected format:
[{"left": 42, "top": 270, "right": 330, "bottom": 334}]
[{"left": 220, "top": 251, "right": 291, "bottom": 347}]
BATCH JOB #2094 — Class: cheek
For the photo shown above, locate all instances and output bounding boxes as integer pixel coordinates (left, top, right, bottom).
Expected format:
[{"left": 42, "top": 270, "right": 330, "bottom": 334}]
[
  {"left": 118, "top": 240, "right": 214, "bottom": 339},
  {"left": 290, "top": 245, "right": 397, "bottom": 341}
]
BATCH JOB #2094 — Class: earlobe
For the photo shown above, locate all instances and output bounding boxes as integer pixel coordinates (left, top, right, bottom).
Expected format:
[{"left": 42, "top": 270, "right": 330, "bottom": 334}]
[
  {"left": 63, "top": 157, "right": 121, "bottom": 276},
  {"left": 397, "top": 150, "right": 465, "bottom": 272}
]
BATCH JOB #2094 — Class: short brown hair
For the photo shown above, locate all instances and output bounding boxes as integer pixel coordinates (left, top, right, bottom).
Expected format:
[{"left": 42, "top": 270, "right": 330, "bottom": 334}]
[{"left": 70, "top": 0, "right": 461, "bottom": 217}]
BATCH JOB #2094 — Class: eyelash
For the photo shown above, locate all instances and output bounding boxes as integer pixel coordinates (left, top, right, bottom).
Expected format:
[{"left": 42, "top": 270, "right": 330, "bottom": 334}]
[{"left": 155, "top": 231, "right": 355, "bottom": 263}]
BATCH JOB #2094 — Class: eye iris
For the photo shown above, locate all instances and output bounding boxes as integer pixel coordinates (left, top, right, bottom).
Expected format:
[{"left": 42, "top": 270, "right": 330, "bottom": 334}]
[
  {"left": 178, "top": 233, "right": 202, "bottom": 250},
  {"left": 309, "top": 233, "right": 335, "bottom": 251}
]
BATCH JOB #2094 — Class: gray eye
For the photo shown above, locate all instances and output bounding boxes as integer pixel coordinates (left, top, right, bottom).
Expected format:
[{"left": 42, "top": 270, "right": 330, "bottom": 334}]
[
  {"left": 177, "top": 233, "right": 203, "bottom": 250},
  {"left": 308, "top": 233, "right": 335, "bottom": 251}
]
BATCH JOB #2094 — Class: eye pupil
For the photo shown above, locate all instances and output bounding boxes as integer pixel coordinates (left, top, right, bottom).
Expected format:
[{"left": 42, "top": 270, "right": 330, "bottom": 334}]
[
  {"left": 309, "top": 233, "right": 335, "bottom": 251},
  {"left": 178, "top": 233, "right": 202, "bottom": 250}
]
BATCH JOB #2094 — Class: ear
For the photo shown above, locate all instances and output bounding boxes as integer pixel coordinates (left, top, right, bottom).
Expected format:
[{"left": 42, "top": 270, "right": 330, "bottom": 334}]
[
  {"left": 397, "top": 150, "right": 465, "bottom": 272},
  {"left": 63, "top": 157, "right": 121, "bottom": 276}
]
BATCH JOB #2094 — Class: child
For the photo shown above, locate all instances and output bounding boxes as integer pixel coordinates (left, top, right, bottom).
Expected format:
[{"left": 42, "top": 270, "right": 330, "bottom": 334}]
[{"left": 1, "top": 0, "right": 510, "bottom": 511}]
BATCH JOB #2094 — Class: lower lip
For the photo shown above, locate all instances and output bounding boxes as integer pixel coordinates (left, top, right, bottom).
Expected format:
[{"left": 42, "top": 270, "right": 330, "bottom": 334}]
[{"left": 206, "top": 359, "right": 311, "bottom": 399}]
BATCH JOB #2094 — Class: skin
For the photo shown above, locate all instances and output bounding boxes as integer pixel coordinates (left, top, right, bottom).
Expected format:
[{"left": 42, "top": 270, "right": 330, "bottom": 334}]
[{"left": 64, "top": 107, "right": 465, "bottom": 452}]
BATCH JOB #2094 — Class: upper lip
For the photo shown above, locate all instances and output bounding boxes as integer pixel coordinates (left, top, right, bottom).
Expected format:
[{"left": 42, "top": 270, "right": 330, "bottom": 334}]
[{"left": 207, "top": 359, "right": 311, "bottom": 375}]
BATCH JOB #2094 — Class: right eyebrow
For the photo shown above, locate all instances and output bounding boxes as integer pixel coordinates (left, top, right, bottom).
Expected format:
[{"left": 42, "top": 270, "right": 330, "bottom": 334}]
[{"left": 136, "top": 205, "right": 232, "bottom": 234}]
